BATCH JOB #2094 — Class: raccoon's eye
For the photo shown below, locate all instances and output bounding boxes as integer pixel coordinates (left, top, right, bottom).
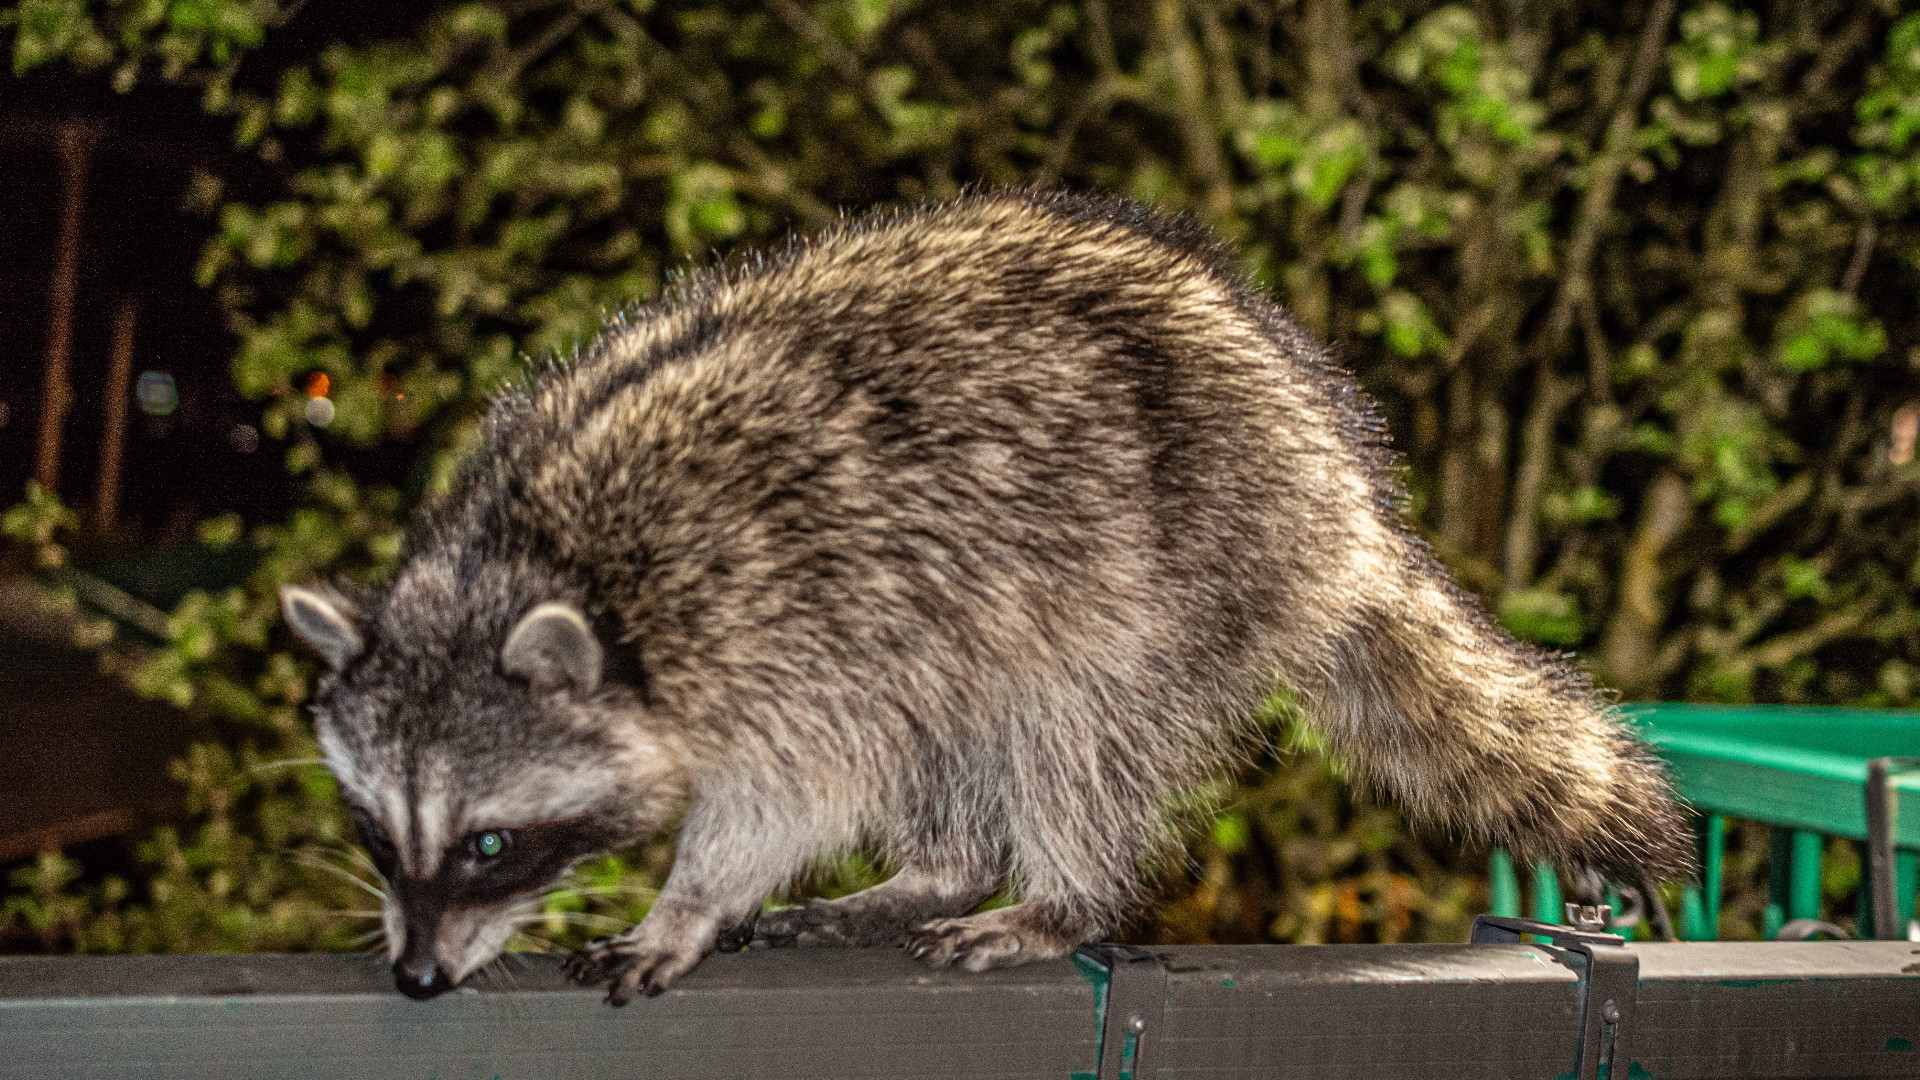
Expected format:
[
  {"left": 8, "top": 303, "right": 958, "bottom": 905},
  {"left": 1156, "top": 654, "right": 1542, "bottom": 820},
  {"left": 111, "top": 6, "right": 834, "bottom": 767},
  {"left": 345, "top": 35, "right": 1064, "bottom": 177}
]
[{"left": 470, "top": 829, "right": 511, "bottom": 860}]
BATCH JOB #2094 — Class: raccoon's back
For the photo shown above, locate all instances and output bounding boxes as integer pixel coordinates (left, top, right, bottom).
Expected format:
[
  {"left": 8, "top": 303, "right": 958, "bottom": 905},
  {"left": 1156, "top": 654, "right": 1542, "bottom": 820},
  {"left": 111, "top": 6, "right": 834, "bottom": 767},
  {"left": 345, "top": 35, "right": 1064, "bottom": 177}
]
[{"left": 464, "top": 193, "right": 1372, "bottom": 727}]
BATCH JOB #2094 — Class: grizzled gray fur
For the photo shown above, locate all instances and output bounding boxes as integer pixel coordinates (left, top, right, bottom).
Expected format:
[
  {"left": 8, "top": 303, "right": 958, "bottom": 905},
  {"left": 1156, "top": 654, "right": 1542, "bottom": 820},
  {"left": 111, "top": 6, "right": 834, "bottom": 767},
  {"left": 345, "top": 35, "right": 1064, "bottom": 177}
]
[{"left": 282, "top": 190, "right": 1692, "bottom": 1004}]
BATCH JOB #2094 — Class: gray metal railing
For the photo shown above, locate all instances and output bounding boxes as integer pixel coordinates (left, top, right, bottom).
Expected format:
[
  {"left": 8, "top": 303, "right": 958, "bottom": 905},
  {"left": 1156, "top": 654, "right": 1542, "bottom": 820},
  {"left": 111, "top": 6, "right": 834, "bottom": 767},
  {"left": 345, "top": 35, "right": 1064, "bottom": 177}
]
[{"left": 1, "top": 942, "right": 1915, "bottom": 1078}]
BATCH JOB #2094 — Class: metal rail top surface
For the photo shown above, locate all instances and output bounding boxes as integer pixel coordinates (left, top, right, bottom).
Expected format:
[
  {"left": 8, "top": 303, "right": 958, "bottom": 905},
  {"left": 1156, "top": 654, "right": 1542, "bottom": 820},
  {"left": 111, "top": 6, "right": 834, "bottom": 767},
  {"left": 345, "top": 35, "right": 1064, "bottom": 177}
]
[{"left": 1, "top": 943, "right": 1915, "bottom": 1079}]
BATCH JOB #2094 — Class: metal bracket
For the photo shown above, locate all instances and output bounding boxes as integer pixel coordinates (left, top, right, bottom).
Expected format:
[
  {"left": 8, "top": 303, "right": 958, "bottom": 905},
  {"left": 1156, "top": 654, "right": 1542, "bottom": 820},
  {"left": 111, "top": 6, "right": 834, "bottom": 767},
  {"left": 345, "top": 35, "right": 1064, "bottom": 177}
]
[
  {"left": 1471, "top": 911, "right": 1639, "bottom": 1080},
  {"left": 1075, "top": 944, "right": 1167, "bottom": 1080},
  {"left": 1865, "top": 757, "right": 1920, "bottom": 940}
]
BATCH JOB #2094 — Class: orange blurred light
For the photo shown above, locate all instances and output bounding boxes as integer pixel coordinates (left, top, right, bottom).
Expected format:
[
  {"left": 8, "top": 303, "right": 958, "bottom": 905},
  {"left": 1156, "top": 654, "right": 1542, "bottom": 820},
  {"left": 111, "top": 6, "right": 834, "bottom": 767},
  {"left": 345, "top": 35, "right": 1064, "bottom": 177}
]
[
  {"left": 306, "top": 372, "right": 331, "bottom": 398},
  {"left": 1892, "top": 403, "right": 1918, "bottom": 466}
]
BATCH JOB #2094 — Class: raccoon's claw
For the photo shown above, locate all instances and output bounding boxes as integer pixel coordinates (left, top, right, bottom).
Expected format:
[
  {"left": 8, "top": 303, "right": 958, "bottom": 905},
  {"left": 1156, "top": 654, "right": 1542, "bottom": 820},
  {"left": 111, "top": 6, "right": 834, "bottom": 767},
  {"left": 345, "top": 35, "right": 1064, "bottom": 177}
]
[
  {"left": 713, "top": 910, "right": 758, "bottom": 954},
  {"left": 564, "top": 945, "right": 607, "bottom": 984},
  {"left": 569, "top": 931, "right": 706, "bottom": 1006}
]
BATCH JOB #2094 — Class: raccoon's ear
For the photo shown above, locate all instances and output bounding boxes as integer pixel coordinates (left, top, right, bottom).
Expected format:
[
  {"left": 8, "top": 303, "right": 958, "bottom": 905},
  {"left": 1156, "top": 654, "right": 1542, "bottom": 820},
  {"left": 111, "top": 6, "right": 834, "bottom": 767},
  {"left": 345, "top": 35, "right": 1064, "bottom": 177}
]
[
  {"left": 500, "top": 602, "right": 603, "bottom": 695},
  {"left": 280, "top": 585, "right": 365, "bottom": 671}
]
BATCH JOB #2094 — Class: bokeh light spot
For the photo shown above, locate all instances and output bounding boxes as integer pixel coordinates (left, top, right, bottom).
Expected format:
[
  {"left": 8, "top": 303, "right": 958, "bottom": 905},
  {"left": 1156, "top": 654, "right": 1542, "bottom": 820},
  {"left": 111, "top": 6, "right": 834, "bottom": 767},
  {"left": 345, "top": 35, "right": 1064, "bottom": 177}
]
[{"left": 136, "top": 371, "right": 178, "bottom": 416}]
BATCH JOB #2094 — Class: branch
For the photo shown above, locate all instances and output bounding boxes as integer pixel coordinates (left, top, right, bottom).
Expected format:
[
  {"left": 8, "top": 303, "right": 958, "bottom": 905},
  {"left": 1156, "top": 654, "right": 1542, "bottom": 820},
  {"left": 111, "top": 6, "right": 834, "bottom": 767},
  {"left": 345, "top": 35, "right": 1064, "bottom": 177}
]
[
  {"left": 1798, "top": 7, "right": 1876, "bottom": 106},
  {"left": 1742, "top": 595, "right": 1878, "bottom": 671},
  {"left": 1153, "top": 0, "right": 1234, "bottom": 223},
  {"left": 489, "top": 6, "right": 583, "bottom": 87},
  {"left": 1722, "top": 471, "right": 1813, "bottom": 553},
  {"left": 1081, "top": 0, "right": 1121, "bottom": 81},
  {"left": 1577, "top": 291, "right": 1613, "bottom": 401},
  {"left": 1598, "top": 468, "right": 1691, "bottom": 692},
  {"left": 1506, "top": 0, "right": 1676, "bottom": 591},
  {"left": 1841, "top": 220, "right": 1876, "bottom": 295},
  {"left": 765, "top": 0, "right": 873, "bottom": 98},
  {"left": 594, "top": 6, "right": 835, "bottom": 227},
  {"left": 1529, "top": 0, "right": 1677, "bottom": 363},
  {"left": 1036, "top": 79, "right": 1122, "bottom": 187},
  {"left": 1500, "top": 372, "right": 1580, "bottom": 591},
  {"left": 1194, "top": 0, "right": 1247, "bottom": 123}
]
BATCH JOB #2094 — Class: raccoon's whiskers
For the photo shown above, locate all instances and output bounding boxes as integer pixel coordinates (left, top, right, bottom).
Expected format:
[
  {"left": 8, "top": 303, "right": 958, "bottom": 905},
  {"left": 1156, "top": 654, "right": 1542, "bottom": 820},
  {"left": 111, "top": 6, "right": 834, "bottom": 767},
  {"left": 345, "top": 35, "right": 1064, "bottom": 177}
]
[
  {"left": 248, "top": 757, "right": 326, "bottom": 775},
  {"left": 554, "top": 875, "right": 658, "bottom": 904},
  {"left": 482, "top": 954, "right": 520, "bottom": 993},
  {"left": 291, "top": 850, "right": 387, "bottom": 904},
  {"left": 524, "top": 910, "right": 627, "bottom": 931},
  {"left": 342, "top": 846, "right": 382, "bottom": 877},
  {"left": 509, "top": 929, "right": 561, "bottom": 952}
]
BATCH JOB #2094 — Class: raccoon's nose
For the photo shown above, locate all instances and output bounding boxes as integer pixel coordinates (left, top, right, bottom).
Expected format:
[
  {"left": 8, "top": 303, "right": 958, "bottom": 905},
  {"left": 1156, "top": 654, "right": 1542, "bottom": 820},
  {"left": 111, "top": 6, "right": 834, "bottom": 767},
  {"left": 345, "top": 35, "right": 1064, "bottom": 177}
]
[{"left": 393, "top": 956, "right": 450, "bottom": 1000}]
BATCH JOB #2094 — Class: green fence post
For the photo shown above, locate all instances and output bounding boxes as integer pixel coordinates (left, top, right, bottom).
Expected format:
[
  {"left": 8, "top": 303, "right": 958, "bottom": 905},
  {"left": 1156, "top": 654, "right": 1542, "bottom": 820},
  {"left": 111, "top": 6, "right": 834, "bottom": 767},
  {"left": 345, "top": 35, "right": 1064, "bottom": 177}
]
[
  {"left": 1864, "top": 853, "right": 1880, "bottom": 939},
  {"left": 1703, "top": 813, "right": 1725, "bottom": 937},
  {"left": 1680, "top": 884, "right": 1710, "bottom": 941},
  {"left": 1681, "top": 814, "right": 1712, "bottom": 941},
  {"left": 1765, "top": 830, "right": 1790, "bottom": 939},
  {"left": 1898, "top": 850, "right": 1918, "bottom": 931},
  {"left": 1531, "top": 861, "right": 1561, "bottom": 925},
  {"left": 1790, "top": 830, "right": 1824, "bottom": 923},
  {"left": 1489, "top": 849, "right": 1520, "bottom": 918}
]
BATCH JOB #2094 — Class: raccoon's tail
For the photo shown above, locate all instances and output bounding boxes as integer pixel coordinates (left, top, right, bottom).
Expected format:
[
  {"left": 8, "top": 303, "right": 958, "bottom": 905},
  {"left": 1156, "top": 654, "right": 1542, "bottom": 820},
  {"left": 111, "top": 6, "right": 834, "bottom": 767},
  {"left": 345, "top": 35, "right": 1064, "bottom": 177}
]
[{"left": 1293, "top": 547, "right": 1695, "bottom": 881}]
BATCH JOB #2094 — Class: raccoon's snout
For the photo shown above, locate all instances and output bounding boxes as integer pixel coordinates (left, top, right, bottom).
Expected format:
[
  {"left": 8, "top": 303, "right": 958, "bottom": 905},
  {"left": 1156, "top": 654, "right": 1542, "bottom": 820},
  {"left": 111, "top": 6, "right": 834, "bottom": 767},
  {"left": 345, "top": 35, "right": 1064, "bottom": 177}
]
[{"left": 394, "top": 954, "right": 451, "bottom": 1000}]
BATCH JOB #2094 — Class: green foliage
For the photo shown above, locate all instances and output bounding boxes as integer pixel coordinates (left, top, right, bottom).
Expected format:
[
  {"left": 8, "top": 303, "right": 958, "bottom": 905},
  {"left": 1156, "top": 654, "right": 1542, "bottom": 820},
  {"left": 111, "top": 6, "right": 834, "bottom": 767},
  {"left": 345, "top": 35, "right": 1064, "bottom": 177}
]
[
  {"left": 7, "top": 0, "right": 1920, "bottom": 952},
  {"left": 3, "top": 0, "right": 285, "bottom": 97}
]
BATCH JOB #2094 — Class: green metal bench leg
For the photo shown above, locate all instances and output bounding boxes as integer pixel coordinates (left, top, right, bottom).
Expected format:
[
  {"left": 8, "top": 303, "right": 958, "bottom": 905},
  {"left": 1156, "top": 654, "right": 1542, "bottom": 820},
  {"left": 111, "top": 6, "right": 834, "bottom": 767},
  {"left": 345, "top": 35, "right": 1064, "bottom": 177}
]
[
  {"left": 1489, "top": 849, "right": 1520, "bottom": 918},
  {"left": 1530, "top": 861, "right": 1561, "bottom": 925},
  {"left": 1680, "top": 885, "right": 1709, "bottom": 940},
  {"left": 1765, "top": 830, "right": 1790, "bottom": 939},
  {"left": 1790, "top": 830, "right": 1824, "bottom": 923},
  {"left": 1682, "top": 813, "right": 1726, "bottom": 940},
  {"left": 1704, "top": 813, "right": 1725, "bottom": 935},
  {"left": 1899, "top": 850, "right": 1918, "bottom": 933}
]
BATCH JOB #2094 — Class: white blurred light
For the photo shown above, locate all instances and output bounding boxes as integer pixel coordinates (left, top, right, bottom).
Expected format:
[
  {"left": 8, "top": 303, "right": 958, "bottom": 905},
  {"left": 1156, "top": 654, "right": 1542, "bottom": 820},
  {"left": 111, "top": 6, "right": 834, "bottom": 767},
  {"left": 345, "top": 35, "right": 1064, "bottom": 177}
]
[
  {"left": 305, "top": 396, "right": 336, "bottom": 428},
  {"left": 229, "top": 423, "right": 260, "bottom": 453},
  {"left": 136, "top": 371, "right": 178, "bottom": 416}
]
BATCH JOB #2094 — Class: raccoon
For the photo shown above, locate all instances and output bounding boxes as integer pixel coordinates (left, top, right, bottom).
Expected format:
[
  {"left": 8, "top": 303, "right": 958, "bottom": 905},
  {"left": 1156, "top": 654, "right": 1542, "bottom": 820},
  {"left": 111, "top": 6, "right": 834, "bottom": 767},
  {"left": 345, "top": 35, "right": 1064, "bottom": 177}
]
[{"left": 281, "top": 190, "right": 1691, "bottom": 1004}]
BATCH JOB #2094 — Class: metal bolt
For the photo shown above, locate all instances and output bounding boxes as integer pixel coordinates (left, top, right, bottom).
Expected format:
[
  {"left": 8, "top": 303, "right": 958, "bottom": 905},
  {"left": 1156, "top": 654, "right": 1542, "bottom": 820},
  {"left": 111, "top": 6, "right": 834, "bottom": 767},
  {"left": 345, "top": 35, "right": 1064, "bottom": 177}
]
[
  {"left": 1601, "top": 999, "right": 1620, "bottom": 1024},
  {"left": 1565, "top": 903, "right": 1613, "bottom": 932},
  {"left": 1127, "top": 1015, "right": 1147, "bottom": 1034}
]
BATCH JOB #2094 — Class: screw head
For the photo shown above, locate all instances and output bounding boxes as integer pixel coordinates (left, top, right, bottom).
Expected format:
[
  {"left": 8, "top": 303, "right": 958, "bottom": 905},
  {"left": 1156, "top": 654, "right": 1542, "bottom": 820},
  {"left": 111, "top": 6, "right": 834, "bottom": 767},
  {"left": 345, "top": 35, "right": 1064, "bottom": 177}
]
[
  {"left": 1127, "top": 1015, "right": 1147, "bottom": 1034},
  {"left": 1601, "top": 999, "right": 1621, "bottom": 1024}
]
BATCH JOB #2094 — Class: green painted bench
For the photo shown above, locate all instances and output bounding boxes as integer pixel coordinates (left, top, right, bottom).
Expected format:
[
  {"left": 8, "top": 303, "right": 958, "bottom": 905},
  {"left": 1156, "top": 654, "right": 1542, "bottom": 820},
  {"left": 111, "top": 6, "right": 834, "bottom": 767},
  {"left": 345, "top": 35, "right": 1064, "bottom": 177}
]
[{"left": 1489, "top": 703, "right": 1920, "bottom": 940}]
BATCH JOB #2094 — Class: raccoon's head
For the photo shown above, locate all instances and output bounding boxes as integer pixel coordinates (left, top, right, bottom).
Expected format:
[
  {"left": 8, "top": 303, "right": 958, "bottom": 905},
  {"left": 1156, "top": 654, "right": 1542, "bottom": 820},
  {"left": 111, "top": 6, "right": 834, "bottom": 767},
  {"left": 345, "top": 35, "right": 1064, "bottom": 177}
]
[{"left": 281, "top": 566, "right": 682, "bottom": 1000}]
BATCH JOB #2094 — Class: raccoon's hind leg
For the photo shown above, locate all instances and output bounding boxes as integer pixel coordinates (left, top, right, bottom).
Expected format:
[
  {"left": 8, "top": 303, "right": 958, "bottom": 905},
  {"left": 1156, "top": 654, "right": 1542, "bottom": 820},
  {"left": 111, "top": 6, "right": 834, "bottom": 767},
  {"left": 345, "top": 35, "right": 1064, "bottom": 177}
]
[
  {"left": 907, "top": 694, "right": 1168, "bottom": 971},
  {"left": 752, "top": 866, "right": 998, "bottom": 948},
  {"left": 754, "top": 778, "right": 1002, "bottom": 949}
]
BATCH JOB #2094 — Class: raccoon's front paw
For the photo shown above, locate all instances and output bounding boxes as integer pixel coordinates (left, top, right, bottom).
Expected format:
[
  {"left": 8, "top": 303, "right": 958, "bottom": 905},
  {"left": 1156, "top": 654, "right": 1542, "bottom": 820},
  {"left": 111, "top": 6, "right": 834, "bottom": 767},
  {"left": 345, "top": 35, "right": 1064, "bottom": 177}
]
[{"left": 568, "top": 929, "right": 708, "bottom": 1005}]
